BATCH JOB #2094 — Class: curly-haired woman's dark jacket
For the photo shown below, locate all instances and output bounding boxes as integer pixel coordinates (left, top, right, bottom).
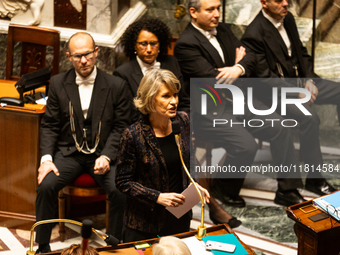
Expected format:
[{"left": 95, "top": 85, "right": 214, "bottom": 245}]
[
  {"left": 113, "top": 55, "right": 190, "bottom": 122},
  {"left": 116, "top": 112, "right": 190, "bottom": 233}
]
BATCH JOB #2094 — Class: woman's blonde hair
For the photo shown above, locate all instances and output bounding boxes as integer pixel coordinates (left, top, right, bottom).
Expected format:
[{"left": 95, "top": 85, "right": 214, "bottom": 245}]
[
  {"left": 60, "top": 244, "right": 99, "bottom": 255},
  {"left": 134, "top": 69, "right": 181, "bottom": 115},
  {"left": 152, "top": 236, "right": 192, "bottom": 255}
]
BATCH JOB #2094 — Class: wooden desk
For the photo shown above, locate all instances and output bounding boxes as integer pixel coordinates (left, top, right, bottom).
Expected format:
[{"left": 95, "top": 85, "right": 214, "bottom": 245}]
[
  {"left": 287, "top": 200, "right": 340, "bottom": 255},
  {"left": 0, "top": 79, "right": 20, "bottom": 97},
  {"left": 46, "top": 224, "right": 255, "bottom": 254},
  {"left": 0, "top": 80, "right": 45, "bottom": 229},
  {"left": 0, "top": 79, "right": 46, "bottom": 100}
]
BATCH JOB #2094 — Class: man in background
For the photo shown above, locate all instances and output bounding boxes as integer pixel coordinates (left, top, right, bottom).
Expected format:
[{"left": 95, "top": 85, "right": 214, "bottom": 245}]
[
  {"left": 241, "top": 0, "right": 337, "bottom": 197},
  {"left": 35, "top": 32, "right": 130, "bottom": 253},
  {"left": 174, "top": 0, "right": 304, "bottom": 214}
]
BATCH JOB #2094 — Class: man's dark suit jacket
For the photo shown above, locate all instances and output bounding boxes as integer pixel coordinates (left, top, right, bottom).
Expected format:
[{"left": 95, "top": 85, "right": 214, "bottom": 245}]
[
  {"left": 113, "top": 55, "right": 190, "bottom": 122},
  {"left": 241, "top": 11, "right": 319, "bottom": 102},
  {"left": 174, "top": 22, "right": 256, "bottom": 121},
  {"left": 116, "top": 112, "right": 190, "bottom": 233},
  {"left": 40, "top": 68, "right": 131, "bottom": 162},
  {"left": 174, "top": 22, "right": 256, "bottom": 82}
]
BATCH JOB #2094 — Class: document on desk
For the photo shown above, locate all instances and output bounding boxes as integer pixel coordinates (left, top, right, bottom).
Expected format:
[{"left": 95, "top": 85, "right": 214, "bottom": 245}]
[
  {"left": 36, "top": 97, "right": 47, "bottom": 105},
  {"left": 166, "top": 184, "right": 201, "bottom": 219},
  {"left": 313, "top": 190, "right": 340, "bottom": 222},
  {"left": 182, "top": 236, "right": 212, "bottom": 255}
]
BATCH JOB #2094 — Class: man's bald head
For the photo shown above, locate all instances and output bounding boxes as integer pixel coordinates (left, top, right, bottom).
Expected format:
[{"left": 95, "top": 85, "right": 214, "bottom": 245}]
[{"left": 67, "top": 32, "right": 95, "bottom": 53}]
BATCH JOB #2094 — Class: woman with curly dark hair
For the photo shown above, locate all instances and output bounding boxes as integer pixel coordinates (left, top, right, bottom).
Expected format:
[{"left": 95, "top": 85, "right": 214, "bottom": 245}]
[
  {"left": 113, "top": 18, "right": 189, "bottom": 123},
  {"left": 120, "top": 18, "right": 172, "bottom": 61}
]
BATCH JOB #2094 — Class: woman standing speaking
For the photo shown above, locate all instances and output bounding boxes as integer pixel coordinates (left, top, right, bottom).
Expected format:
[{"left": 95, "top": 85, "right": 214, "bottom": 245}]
[{"left": 116, "top": 69, "right": 209, "bottom": 242}]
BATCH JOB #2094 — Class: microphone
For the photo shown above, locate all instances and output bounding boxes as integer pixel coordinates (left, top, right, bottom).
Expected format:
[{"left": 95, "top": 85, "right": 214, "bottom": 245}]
[
  {"left": 172, "top": 120, "right": 207, "bottom": 239},
  {"left": 26, "top": 219, "right": 119, "bottom": 255},
  {"left": 172, "top": 120, "right": 181, "bottom": 147},
  {"left": 104, "top": 235, "right": 120, "bottom": 246},
  {"left": 81, "top": 220, "right": 92, "bottom": 255}
]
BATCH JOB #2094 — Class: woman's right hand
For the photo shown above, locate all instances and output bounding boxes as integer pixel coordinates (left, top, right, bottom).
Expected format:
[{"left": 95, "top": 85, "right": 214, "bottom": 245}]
[{"left": 157, "top": 193, "right": 185, "bottom": 207}]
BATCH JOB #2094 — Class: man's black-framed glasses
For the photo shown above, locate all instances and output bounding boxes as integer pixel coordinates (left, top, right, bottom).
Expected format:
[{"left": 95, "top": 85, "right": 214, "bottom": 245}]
[
  {"left": 70, "top": 49, "right": 96, "bottom": 62},
  {"left": 136, "top": 41, "right": 159, "bottom": 49}
]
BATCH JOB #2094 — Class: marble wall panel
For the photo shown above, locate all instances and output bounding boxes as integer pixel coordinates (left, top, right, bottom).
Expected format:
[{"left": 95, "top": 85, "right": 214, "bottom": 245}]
[
  {"left": 0, "top": 34, "right": 6, "bottom": 79},
  {"left": 87, "top": 0, "right": 112, "bottom": 34},
  {"left": 223, "top": 0, "right": 261, "bottom": 26}
]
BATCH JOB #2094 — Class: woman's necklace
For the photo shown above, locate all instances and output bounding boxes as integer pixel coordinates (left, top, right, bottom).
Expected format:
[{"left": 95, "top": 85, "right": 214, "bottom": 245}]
[
  {"left": 155, "top": 118, "right": 170, "bottom": 135},
  {"left": 160, "top": 119, "right": 169, "bottom": 134}
]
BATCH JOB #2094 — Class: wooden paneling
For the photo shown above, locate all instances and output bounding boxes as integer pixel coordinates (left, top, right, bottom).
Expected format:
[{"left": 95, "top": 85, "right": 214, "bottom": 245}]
[
  {"left": 20, "top": 43, "right": 46, "bottom": 76},
  {"left": 0, "top": 97, "right": 44, "bottom": 229},
  {"left": 6, "top": 24, "right": 60, "bottom": 81}
]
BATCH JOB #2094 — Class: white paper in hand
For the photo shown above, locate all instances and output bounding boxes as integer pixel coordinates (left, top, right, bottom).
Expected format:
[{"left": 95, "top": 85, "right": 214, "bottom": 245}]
[{"left": 166, "top": 184, "right": 201, "bottom": 219}]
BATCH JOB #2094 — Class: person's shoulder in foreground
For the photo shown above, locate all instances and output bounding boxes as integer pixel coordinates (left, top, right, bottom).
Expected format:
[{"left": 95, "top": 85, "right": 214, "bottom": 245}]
[{"left": 153, "top": 236, "right": 192, "bottom": 255}]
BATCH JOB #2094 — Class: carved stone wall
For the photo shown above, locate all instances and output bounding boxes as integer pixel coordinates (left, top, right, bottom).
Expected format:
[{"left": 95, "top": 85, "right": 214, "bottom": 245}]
[
  {"left": 1, "top": 0, "right": 125, "bottom": 34},
  {"left": 139, "top": 0, "right": 190, "bottom": 37}
]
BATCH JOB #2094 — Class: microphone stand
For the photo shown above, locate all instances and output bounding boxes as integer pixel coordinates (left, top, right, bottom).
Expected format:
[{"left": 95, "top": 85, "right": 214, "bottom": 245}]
[
  {"left": 173, "top": 121, "right": 207, "bottom": 239},
  {"left": 26, "top": 219, "right": 118, "bottom": 255}
]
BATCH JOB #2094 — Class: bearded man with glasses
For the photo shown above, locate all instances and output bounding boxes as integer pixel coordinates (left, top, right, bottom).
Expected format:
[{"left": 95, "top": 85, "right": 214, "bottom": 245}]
[{"left": 35, "top": 32, "right": 131, "bottom": 253}]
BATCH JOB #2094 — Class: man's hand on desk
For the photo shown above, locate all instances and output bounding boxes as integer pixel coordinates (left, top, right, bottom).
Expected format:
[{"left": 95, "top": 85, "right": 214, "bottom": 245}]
[{"left": 37, "top": 161, "right": 59, "bottom": 184}]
